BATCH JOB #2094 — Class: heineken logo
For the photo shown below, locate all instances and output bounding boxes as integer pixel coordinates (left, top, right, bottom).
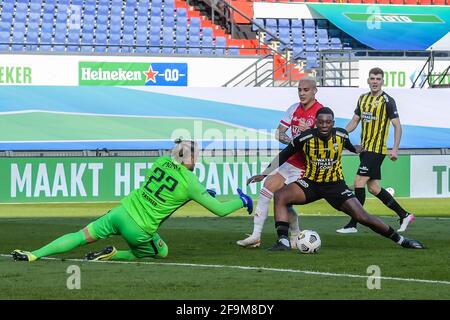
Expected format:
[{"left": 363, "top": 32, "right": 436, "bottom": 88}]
[
  {"left": 79, "top": 62, "right": 188, "bottom": 86},
  {"left": 344, "top": 13, "right": 444, "bottom": 23}
]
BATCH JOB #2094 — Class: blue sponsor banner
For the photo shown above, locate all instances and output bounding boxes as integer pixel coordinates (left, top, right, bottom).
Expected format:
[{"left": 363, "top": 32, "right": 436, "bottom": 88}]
[{"left": 144, "top": 63, "right": 188, "bottom": 86}]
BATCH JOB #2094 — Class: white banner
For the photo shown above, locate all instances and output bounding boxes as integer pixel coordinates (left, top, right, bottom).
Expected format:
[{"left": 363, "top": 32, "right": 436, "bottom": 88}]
[
  {"left": 358, "top": 59, "right": 450, "bottom": 89},
  {"left": 410, "top": 155, "right": 450, "bottom": 198},
  {"left": 0, "top": 54, "right": 258, "bottom": 87}
]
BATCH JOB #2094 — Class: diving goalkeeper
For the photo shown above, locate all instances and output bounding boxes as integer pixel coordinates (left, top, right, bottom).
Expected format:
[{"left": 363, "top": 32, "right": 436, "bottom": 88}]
[{"left": 12, "top": 139, "right": 253, "bottom": 262}]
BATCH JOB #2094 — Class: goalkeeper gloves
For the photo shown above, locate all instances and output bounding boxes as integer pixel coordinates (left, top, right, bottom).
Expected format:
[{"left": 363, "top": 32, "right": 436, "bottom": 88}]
[
  {"left": 206, "top": 188, "right": 216, "bottom": 198},
  {"left": 237, "top": 188, "right": 253, "bottom": 215}
]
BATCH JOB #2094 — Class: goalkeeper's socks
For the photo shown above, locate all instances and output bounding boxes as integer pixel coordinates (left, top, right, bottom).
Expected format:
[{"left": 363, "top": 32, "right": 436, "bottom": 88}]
[
  {"left": 376, "top": 188, "right": 407, "bottom": 219},
  {"left": 110, "top": 250, "right": 137, "bottom": 261},
  {"left": 32, "top": 230, "right": 87, "bottom": 259}
]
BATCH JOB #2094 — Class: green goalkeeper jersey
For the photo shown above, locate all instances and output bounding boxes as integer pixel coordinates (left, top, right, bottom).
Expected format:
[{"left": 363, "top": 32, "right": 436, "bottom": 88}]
[{"left": 121, "top": 156, "right": 244, "bottom": 235}]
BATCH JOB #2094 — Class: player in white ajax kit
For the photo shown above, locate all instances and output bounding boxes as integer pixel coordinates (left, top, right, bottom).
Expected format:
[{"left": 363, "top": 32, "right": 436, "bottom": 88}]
[{"left": 237, "top": 77, "right": 323, "bottom": 249}]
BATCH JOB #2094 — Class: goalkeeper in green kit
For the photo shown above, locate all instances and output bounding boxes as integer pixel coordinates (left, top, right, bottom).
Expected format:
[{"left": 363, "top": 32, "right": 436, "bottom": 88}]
[{"left": 12, "top": 139, "right": 253, "bottom": 262}]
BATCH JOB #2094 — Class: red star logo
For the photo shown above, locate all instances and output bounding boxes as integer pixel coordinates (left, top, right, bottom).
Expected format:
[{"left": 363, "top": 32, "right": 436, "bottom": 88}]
[{"left": 143, "top": 65, "right": 158, "bottom": 83}]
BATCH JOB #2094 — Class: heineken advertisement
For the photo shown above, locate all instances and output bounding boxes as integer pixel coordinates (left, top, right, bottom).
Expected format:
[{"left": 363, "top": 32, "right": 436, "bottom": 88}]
[
  {"left": 79, "top": 62, "right": 188, "bottom": 86},
  {"left": 0, "top": 155, "right": 412, "bottom": 203},
  {"left": 0, "top": 66, "right": 32, "bottom": 84},
  {"left": 307, "top": 3, "right": 450, "bottom": 50}
]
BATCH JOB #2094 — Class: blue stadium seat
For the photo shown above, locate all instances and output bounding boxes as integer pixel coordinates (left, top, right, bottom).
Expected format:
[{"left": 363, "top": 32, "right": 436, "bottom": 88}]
[
  {"left": 97, "top": 14, "right": 108, "bottom": 25},
  {"left": 176, "top": 8, "right": 187, "bottom": 18},
  {"left": 189, "top": 35, "right": 200, "bottom": 55},
  {"left": 330, "top": 37, "right": 342, "bottom": 50},
  {"left": 252, "top": 18, "right": 263, "bottom": 32},
  {"left": 202, "top": 35, "right": 213, "bottom": 55},
  {"left": 190, "top": 17, "right": 201, "bottom": 29},
  {"left": 39, "top": 32, "right": 53, "bottom": 51},
  {"left": 111, "top": 5, "right": 122, "bottom": 16},
  {"left": 42, "top": 14, "right": 54, "bottom": 24},
  {"left": 109, "top": 23, "right": 121, "bottom": 35},
  {"left": 163, "top": 6, "right": 174, "bottom": 17},
  {"left": 293, "top": 44, "right": 305, "bottom": 60},
  {"left": 84, "top": 5, "right": 96, "bottom": 16},
  {"left": 215, "top": 36, "right": 226, "bottom": 55},
  {"left": 1, "top": 12, "right": 14, "bottom": 26},
  {"left": 150, "top": 16, "right": 162, "bottom": 29},
  {"left": 28, "top": 12, "right": 41, "bottom": 24},
  {"left": 108, "top": 33, "right": 121, "bottom": 53},
  {"left": 151, "top": 6, "right": 161, "bottom": 17},
  {"left": 175, "top": 26, "right": 187, "bottom": 38},
  {"left": 303, "top": 19, "right": 315, "bottom": 30},
  {"left": 265, "top": 19, "right": 277, "bottom": 29},
  {"left": 137, "top": 6, "right": 149, "bottom": 17},
  {"left": 278, "top": 19, "right": 290, "bottom": 30},
  {"left": 2, "top": 2, "right": 14, "bottom": 13},
  {"left": 95, "top": 33, "right": 107, "bottom": 52},
  {"left": 96, "top": 23, "right": 108, "bottom": 34},
  {"left": 25, "top": 31, "right": 39, "bottom": 51},
  {"left": 123, "top": 24, "right": 135, "bottom": 36},
  {"left": 67, "top": 30, "right": 80, "bottom": 51},
  {"left": 137, "top": 15, "right": 148, "bottom": 26},
  {"left": 97, "top": 5, "right": 109, "bottom": 17},
  {"left": 163, "top": 16, "right": 174, "bottom": 29},
  {"left": 304, "top": 28, "right": 315, "bottom": 39},
  {"left": 122, "top": 34, "right": 135, "bottom": 53},
  {"left": 14, "top": 11, "right": 27, "bottom": 23},
  {"left": 306, "top": 54, "right": 319, "bottom": 69},
  {"left": 176, "top": 16, "right": 188, "bottom": 29},
  {"left": 162, "top": 36, "right": 174, "bottom": 54},
  {"left": 202, "top": 27, "right": 213, "bottom": 38},
  {"left": 175, "top": 34, "right": 187, "bottom": 54},
  {"left": 14, "top": 23, "right": 26, "bottom": 34},
  {"left": 228, "top": 46, "right": 239, "bottom": 56},
  {"left": 149, "top": 34, "right": 161, "bottom": 54},
  {"left": 265, "top": 26, "right": 277, "bottom": 42},
  {"left": 0, "top": 31, "right": 11, "bottom": 51}
]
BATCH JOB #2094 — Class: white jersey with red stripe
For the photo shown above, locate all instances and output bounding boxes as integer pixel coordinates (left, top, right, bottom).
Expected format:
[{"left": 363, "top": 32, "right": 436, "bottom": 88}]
[{"left": 279, "top": 100, "right": 324, "bottom": 169}]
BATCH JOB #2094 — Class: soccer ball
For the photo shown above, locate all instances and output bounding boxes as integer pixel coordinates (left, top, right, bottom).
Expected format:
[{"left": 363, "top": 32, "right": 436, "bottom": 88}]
[
  {"left": 386, "top": 187, "right": 395, "bottom": 196},
  {"left": 296, "top": 230, "right": 321, "bottom": 254}
]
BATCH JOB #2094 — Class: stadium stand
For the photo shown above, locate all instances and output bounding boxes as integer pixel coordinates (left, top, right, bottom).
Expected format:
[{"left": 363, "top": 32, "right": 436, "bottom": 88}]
[
  {"left": 0, "top": 0, "right": 251, "bottom": 55},
  {"left": 246, "top": 0, "right": 448, "bottom": 4}
]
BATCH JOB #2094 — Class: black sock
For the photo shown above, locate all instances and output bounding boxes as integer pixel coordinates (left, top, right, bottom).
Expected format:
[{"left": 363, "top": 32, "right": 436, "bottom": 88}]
[
  {"left": 275, "top": 221, "right": 289, "bottom": 239},
  {"left": 376, "top": 188, "right": 408, "bottom": 219},
  {"left": 386, "top": 226, "right": 403, "bottom": 244},
  {"left": 343, "top": 188, "right": 366, "bottom": 228},
  {"left": 355, "top": 187, "right": 366, "bottom": 206}
]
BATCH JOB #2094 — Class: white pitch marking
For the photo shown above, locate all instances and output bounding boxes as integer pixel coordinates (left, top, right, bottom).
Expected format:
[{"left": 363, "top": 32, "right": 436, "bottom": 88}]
[{"left": 1, "top": 254, "right": 449, "bottom": 286}]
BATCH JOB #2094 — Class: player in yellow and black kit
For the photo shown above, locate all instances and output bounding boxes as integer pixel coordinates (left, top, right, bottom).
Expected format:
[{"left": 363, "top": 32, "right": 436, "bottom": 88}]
[
  {"left": 248, "top": 107, "right": 424, "bottom": 251},
  {"left": 337, "top": 67, "right": 414, "bottom": 234}
]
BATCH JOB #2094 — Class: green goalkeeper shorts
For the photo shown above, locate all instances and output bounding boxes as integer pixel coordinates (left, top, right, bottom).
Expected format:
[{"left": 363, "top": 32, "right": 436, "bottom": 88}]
[{"left": 87, "top": 204, "right": 168, "bottom": 258}]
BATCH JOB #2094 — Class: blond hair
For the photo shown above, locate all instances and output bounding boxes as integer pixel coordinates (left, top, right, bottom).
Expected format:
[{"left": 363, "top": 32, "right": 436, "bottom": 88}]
[
  {"left": 171, "top": 139, "right": 199, "bottom": 164},
  {"left": 298, "top": 75, "right": 317, "bottom": 88}
]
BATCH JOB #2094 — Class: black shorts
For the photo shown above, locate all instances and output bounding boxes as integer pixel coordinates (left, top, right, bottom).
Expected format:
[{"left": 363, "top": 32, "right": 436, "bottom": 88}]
[
  {"left": 357, "top": 151, "right": 386, "bottom": 180},
  {"left": 294, "top": 178, "right": 355, "bottom": 211}
]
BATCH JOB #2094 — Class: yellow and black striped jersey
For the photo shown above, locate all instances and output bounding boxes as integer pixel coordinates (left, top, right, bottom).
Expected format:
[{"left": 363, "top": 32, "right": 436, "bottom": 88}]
[
  {"left": 267, "top": 128, "right": 357, "bottom": 183},
  {"left": 355, "top": 92, "right": 399, "bottom": 154}
]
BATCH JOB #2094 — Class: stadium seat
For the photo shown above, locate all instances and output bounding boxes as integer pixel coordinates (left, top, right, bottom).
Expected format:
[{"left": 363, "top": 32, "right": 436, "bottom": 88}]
[
  {"left": 0, "top": 31, "right": 11, "bottom": 51},
  {"left": 39, "top": 32, "right": 53, "bottom": 52},
  {"left": 189, "top": 35, "right": 200, "bottom": 55},
  {"left": 202, "top": 35, "right": 214, "bottom": 55},
  {"left": 252, "top": 18, "right": 264, "bottom": 32},
  {"left": 175, "top": 34, "right": 187, "bottom": 54},
  {"left": 215, "top": 36, "right": 226, "bottom": 55},
  {"left": 228, "top": 46, "right": 239, "bottom": 56}
]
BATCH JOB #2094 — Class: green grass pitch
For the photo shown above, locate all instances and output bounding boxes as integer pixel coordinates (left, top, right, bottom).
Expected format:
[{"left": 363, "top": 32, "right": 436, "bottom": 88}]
[{"left": 0, "top": 198, "right": 449, "bottom": 300}]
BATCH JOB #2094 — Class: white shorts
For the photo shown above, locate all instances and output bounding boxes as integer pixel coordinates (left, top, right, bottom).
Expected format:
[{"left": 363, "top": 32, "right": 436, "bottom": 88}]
[{"left": 270, "top": 162, "right": 304, "bottom": 185}]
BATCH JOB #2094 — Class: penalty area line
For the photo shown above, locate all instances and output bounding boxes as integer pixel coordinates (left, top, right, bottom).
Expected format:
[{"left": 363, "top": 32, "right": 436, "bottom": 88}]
[{"left": 1, "top": 254, "right": 450, "bottom": 286}]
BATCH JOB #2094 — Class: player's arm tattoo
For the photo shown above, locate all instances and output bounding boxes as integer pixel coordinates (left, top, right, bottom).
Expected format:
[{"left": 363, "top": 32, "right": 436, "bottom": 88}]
[{"left": 275, "top": 124, "right": 291, "bottom": 145}]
